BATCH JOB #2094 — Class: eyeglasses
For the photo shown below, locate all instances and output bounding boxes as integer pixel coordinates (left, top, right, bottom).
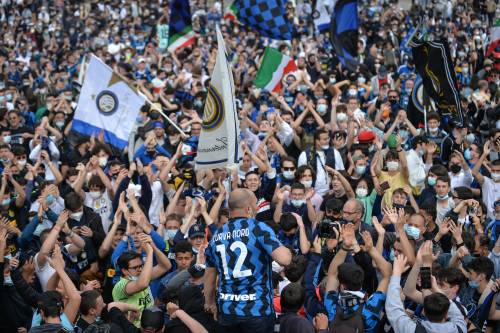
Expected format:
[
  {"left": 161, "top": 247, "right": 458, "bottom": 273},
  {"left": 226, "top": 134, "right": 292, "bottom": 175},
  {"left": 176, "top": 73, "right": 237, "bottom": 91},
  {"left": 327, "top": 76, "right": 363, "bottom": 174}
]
[
  {"left": 283, "top": 167, "right": 295, "bottom": 171},
  {"left": 342, "top": 210, "right": 358, "bottom": 215},
  {"left": 128, "top": 263, "right": 143, "bottom": 271}
]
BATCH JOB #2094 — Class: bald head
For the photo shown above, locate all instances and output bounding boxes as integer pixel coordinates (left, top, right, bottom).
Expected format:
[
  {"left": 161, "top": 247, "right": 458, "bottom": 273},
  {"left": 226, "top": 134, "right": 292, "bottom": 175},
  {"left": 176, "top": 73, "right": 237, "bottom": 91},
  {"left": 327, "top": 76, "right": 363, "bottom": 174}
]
[
  {"left": 228, "top": 188, "right": 255, "bottom": 211},
  {"left": 343, "top": 199, "right": 364, "bottom": 225}
]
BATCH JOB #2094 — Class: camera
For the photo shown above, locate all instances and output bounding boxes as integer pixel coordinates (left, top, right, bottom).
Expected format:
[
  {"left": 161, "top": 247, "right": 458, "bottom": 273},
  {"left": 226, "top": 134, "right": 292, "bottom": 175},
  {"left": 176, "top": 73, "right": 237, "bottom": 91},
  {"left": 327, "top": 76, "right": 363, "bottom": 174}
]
[{"left": 318, "top": 218, "right": 341, "bottom": 239}]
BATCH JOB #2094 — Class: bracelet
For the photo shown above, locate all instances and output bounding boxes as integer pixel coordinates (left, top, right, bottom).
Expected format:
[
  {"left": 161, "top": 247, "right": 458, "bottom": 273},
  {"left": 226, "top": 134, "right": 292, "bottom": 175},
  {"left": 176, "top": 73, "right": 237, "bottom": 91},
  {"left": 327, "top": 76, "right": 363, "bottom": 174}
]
[
  {"left": 397, "top": 149, "right": 403, "bottom": 153},
  {"left": 341, "top": 244, "right": 351, "bottom": 252},
  {"left": 456, "top": 242, "right": 464, "bottom": 249}
]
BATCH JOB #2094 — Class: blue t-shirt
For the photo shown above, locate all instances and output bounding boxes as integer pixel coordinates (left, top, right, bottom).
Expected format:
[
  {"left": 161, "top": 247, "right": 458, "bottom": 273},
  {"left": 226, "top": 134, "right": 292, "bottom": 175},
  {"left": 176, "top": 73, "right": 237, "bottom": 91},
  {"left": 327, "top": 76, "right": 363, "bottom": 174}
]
[
  {"left": 205, "top": 217, "right": 282, "bottom": 317},
  {"left": 324, "top": 290, "right": 386, "bottom": 333}
]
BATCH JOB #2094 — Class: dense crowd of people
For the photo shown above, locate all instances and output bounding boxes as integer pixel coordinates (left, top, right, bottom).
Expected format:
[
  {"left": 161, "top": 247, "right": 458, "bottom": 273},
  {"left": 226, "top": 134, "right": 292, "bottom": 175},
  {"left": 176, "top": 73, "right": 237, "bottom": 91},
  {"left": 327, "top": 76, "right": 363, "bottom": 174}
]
[{"left": 0, "top": 0, "right": 499, "bottom": 332}]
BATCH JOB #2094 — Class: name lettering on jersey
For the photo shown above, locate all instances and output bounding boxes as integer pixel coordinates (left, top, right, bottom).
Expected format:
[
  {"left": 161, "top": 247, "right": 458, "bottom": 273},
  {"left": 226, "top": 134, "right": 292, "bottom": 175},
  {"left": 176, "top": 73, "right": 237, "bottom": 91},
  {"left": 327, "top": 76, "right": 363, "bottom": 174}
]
[
  {"left": 219, "top": 292, "right": 256, "bottom": 301},
  {"left": 213, "top": 228, "right": 249, "bottom": 242},
  {"left": 138, "top": 294, "right": 152, "bottom": 306}
]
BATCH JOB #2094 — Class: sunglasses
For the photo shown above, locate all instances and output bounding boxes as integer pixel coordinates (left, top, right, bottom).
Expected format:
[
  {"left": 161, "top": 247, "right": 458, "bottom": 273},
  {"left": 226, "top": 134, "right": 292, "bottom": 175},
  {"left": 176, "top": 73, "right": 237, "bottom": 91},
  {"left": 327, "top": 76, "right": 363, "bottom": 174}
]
[{"left": 283, "top": 167, "right": 295, "bottom": 171}]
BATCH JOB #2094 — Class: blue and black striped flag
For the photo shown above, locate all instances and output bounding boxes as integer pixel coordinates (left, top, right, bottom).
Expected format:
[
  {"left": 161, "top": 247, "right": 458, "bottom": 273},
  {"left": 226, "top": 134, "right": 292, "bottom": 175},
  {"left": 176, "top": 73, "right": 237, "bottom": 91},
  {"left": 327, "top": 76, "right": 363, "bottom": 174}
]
[
  {"left": 231, "top": 0, "right": 292, "bottom": 40},
  {"left": 329, "top": 0, "right": 359, "bottom": 72}
]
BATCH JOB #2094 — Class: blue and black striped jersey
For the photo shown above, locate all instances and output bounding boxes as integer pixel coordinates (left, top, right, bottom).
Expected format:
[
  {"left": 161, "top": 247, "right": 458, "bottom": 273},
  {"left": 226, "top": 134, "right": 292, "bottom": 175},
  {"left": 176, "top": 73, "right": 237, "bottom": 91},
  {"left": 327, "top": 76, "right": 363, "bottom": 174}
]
[{"left": 206, "top": 217, "right": 282, "bottom": 317}]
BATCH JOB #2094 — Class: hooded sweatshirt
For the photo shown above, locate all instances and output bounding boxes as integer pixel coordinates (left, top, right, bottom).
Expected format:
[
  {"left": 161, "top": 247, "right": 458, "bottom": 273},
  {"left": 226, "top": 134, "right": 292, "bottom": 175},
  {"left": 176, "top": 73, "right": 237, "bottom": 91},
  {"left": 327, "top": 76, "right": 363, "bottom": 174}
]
[{"left": 386, "top": 276, "right": 467, "bottom": 333}]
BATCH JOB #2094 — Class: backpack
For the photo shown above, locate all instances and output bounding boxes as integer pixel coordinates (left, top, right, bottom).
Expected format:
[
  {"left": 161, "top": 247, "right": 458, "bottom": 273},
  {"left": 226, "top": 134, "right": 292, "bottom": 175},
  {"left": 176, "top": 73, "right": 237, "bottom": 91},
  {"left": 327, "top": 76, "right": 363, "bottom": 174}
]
[
  {"left": 82, "top": 320, "right": 111, "bottom": 333},
  {"left": 414, "top": 321, "right": 463, "bottom": 333},
  {"left": 305, "top": 147, "right": 336, "bottom": 175},
  {"left": 329, "top": 305, "right": 364, "bottom": 333}
]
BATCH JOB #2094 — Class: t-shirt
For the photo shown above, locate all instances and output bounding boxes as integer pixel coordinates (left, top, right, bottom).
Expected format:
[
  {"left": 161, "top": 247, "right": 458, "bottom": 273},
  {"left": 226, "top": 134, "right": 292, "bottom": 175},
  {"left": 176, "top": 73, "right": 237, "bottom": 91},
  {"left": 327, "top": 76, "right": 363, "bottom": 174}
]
[
  {"left": 324, "top": 290, "right": 386, "bottom": 333},
  {"left": 84, "top": 191, "right": 112, "bottom": 233},
  {"left": 112, "top": 277, "right": 154, "bottom": 327},
  {"left": 482, "top": 177, "right": 500, "bottom": 220},
  {"left": 205, "top": 217, "right": 282, "bottom": 317},
  {"left": 378, "top": 171, "right": 409, "bottom": 208}
]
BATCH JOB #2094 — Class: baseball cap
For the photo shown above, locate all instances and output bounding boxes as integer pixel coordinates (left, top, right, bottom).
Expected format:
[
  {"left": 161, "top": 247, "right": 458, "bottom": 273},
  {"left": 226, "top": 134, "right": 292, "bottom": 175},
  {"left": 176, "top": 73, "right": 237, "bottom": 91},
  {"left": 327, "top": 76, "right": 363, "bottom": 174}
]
[
  {"left": 188, "top": 224, "right": 205, "bottom": 239},
  {"left": 140, "top": 306, "right": 164, "bottom": 331},
  {"left": 153, "top": 121, "right": 164, "bottom": 129},
  {"left": 187, "top": 263, "right": 205, "bottom": 278},
  {"left": 358, "top": 130, "right": 375, "bottom": 144}
]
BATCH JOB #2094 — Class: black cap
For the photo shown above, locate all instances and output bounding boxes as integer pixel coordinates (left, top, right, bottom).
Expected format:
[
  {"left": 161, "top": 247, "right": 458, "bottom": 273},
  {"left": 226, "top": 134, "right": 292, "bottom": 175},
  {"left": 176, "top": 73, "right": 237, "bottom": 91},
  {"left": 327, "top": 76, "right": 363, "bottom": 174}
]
[{"left": 140, "top": 306, "right": 164, "bottom": 330}]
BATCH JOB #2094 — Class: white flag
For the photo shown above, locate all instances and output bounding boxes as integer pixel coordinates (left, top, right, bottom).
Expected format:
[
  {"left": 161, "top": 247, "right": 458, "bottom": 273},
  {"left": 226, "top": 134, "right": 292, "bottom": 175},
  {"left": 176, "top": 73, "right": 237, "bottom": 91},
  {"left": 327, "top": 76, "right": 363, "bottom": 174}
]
[
  {"left": 195, "top": 26, "right": 241, "bottom": 170},
  {"left": 72, "top": 55, "right": 145, "bottom": 149},
  {"left": 314, "top": 0, "right": 333, "bottom": 34}
]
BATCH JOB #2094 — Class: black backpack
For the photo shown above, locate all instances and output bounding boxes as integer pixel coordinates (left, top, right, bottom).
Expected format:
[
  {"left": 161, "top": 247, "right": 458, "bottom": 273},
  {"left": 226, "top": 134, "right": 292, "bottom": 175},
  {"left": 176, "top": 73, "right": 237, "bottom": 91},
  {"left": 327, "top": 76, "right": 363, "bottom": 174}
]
[
  {"left": 329, "top": 305, "right": 364, "bottom": 333},
  {"left": 305, "top": 147, "right": 336, "bottom": 174},
  {"left": 82, "top": 320, "right": 111, "bottom": 333}
]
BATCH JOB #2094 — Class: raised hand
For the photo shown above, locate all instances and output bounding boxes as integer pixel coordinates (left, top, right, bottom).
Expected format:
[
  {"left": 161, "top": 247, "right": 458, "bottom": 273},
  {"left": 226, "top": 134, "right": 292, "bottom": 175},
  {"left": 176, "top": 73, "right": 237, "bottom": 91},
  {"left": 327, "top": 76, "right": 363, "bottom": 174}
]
[
  {"left": 360, "top": 231, "right": 374, "bottom": 252},
  {"left": 392, "top": 254, "right": 409, "bottom": 276},
  {"left": 341, "top": 223, "right": 356, "bottom": 249},
  {"left": 372, "top": 216, "right": 385, "bottom": 235}
]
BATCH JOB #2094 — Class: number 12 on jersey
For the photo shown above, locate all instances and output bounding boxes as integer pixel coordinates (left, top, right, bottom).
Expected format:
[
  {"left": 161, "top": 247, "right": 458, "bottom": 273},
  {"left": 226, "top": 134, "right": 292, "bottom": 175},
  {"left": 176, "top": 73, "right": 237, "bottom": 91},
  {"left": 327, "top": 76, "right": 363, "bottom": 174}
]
[{"left": 216, "top": 241, "right": 253, "bottom": 279}]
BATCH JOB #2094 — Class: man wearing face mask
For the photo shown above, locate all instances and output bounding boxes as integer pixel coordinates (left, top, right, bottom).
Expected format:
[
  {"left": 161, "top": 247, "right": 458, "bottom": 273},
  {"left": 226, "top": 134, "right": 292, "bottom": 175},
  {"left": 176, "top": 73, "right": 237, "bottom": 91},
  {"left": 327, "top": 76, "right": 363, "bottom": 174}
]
[
  {"left": 472, "top": 142, "right": 500, "bottom": 220},
  {"left": 64, "top": 192, "right": 105, "bottom": 251},
  {"left": 298, "top": 129, "right": 345, "bottom": 196},
  {"left": 426, "top": 112, "right": 447, "bottom": 149},
  {"left": 204, "top": 189, "right": 292, "bottom": 332}
]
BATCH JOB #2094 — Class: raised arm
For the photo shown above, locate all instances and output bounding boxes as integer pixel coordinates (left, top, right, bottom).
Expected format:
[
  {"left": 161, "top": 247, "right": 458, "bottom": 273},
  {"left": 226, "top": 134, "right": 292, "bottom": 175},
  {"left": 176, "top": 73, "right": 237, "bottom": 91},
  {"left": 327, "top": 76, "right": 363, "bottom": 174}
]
[
  {"left": 362, "top": 231, "right": 392, "bottom": 293},
  {"left": 293, "top": 213, "right": 311, "bottom": 255},
  {"left": 124, "top": 243, "right": 153, "bottom": 295},
  {"left": 49, "top": 246, "right": 81, "bottom": 324},
  {"left": 472, "top": 140, "right": 490, "bottom": 186}
]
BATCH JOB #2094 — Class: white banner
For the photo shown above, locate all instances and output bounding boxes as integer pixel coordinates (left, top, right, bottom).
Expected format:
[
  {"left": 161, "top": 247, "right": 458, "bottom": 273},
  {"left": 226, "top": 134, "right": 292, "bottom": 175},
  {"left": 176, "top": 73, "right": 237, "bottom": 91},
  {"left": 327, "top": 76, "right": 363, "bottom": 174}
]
[
  {"left": 72, "top": 55, "right": 145, "bottom": 149},
  {"left": 195, "top": 26, "right": 242, "bottom": 170}
]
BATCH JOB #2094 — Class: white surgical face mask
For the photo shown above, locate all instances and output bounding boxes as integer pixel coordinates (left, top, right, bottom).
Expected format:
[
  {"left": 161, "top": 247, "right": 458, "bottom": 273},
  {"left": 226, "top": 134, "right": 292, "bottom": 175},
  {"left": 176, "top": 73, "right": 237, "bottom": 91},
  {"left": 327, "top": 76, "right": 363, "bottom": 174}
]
[
  {"left": 356, "top": 188, "right": 368, "bottom": 197},
  {"left": 387, "top": 161, "right": 399, "bottom": 171},
  {"left": 89, "top": 191, "right": 102, "bottom": 199},
  {"left": 70, "top": 211, "right": 83, "bottom": 221},
  {"left": 98, "top": 157, "right": 108, "bottom": 167},
  {"left": 17, "top": 159, "right": 26, "bottom": 167},
  {"left": 300, "top": 180, "right": 313, "bottom": 188},
  {"left": 337, "top": 113, "right": 348, "bottom": 122},
  {"left": 164, "top": 229, "right": 178, "bottom": 241}
]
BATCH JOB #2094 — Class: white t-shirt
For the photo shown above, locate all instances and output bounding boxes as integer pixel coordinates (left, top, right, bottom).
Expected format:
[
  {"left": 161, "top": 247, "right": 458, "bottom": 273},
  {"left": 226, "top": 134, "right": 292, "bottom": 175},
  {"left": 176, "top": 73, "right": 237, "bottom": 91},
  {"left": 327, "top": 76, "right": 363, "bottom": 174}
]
[
  {"left": 298, "top": 149, "right": 344, "bottom": 196},
  {"left": 84, "top": 191, "right": 113, "bottom": 233},
  {"left": 482, "top": 177, "right": 500, "bottom": 220},
  {"left": 148, "top": 180, "right": 164, "bottom": 227},
  {"left": 34, "top": 252, "right": 55, "bottom": 291}
]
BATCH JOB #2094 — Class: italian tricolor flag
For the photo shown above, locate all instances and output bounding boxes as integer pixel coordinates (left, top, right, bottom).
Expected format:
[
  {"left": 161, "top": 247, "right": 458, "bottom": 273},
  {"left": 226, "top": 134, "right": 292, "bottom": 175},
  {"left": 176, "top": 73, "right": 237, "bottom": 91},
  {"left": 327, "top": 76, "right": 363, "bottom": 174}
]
[
  {"left": 486, "top": 19, "right": 500, "bottom": 57},
  {"left": 167, "top": 27, "right": 196, "bottom": 53},
  {"left": 224, "top": 1, "right": 238, "bottom": 22},
  {"left": 253, "top": 47, "right": 297, "bottom": 93}
]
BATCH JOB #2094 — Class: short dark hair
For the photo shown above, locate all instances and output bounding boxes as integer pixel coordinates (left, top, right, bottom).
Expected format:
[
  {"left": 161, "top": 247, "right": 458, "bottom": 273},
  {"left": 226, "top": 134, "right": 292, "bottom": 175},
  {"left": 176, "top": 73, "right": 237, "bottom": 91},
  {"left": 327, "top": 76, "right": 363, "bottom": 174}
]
[
  {"left": 117, "top": 252, "right": 142, "bottom": 271},
  {"left": 338, "top": 263, "right": 364, "bottom": 290},
  {"left": 297, "top": 165, "right": 316, "bottom": 182},
  {"left": 174, "top": 241, "right": 194, "bottom": 255},
  {"left": 427, "top": 112, "right": 441, "bottom": 122},
  {"left": 420, "top": 200, "right": 437, "bottom": 221},
  {"left": 423, "top": 293, "right": 450, "bottom": 322},
  {"left": 290, "top": 182, "right": 305, "bottom": 192},
  {"left": 467, "top": 257, "right": 494, "bottom": 281},
  {"left": 64, "top": 192, "right": 83, "bottom": 211},
  {"left": 429, "top": 164, "right": 448, "bottom": 177},
  {"left": 284, "top": 255, "right": 307, "bottom": 282},
  {"left": 280, "top": 283, "right": 305, "bottom": 313},
  {"left": 314, "top": 128, "right": 329, "bottom": 142},
  {"left": 88, "top": 174, "right": 105, "bottom": 190},
  {"left": 80, "top": 290, "right": 101, "bottom": 316},
  {"left": 280, "top": 213, "right": 298, "bottom": 232},
  {"left": 435, "top": 267, "right": 465, "bottom": 292},
  {"left": 436, "top": 175, "right": 451, "bottom": 185},
  {"left": 39, "top": 291, "right": 64, "bottom": 318}
]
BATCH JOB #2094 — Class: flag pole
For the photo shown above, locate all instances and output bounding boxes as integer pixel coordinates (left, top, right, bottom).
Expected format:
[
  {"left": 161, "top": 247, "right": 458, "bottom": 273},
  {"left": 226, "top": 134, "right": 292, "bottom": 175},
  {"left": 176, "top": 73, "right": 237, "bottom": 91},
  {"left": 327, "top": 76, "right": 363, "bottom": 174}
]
[{"left": 139, "top": 93, "right": 188, "bottom": 139}]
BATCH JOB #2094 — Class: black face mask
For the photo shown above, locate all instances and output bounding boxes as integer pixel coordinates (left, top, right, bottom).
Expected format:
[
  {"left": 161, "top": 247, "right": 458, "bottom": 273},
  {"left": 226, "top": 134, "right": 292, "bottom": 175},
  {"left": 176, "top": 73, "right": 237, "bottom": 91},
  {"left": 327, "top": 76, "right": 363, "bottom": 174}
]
[{"left": 450, "top": 164, "right": 462, "bottom": 174}]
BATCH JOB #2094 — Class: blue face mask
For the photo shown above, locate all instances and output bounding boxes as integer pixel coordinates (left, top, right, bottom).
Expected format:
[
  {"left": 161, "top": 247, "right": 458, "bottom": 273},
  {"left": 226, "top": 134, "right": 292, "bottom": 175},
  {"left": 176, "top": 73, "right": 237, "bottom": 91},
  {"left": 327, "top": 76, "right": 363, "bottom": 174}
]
[
  {"left": 404, "top": 224, "right": 421, "bottom": 240},
  {"left": 468, "top": 280, "right": 479, "bottom": 289},
  {"left": 399, "top": 130, "right": 409, "bottom": 140},
  {"left": 389, "top": 248, "right": 395, "bottom": 261},
  {"left": 427, "top": 176, "right": 437, "bottom": 186},
  {"left": 464, "top": 148, "right": 472, "bottom": 160},
  {"left": 46, "top": 194, "right": 55, "bottom": 205},
  {"left": 290, "top": 199, "right": 305, "bottom": 208},
  {"left": 436, "top": 193, "right": 449, "bottom": 200},
  {"left": 282, "top": 170, "right": 295, "bottom": 180},
  {"left": 1, "top": 198, "right": 10, "bottom": 206},
  {"left": 355, "top": 165, "right": 366, "bottom": 175}
]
